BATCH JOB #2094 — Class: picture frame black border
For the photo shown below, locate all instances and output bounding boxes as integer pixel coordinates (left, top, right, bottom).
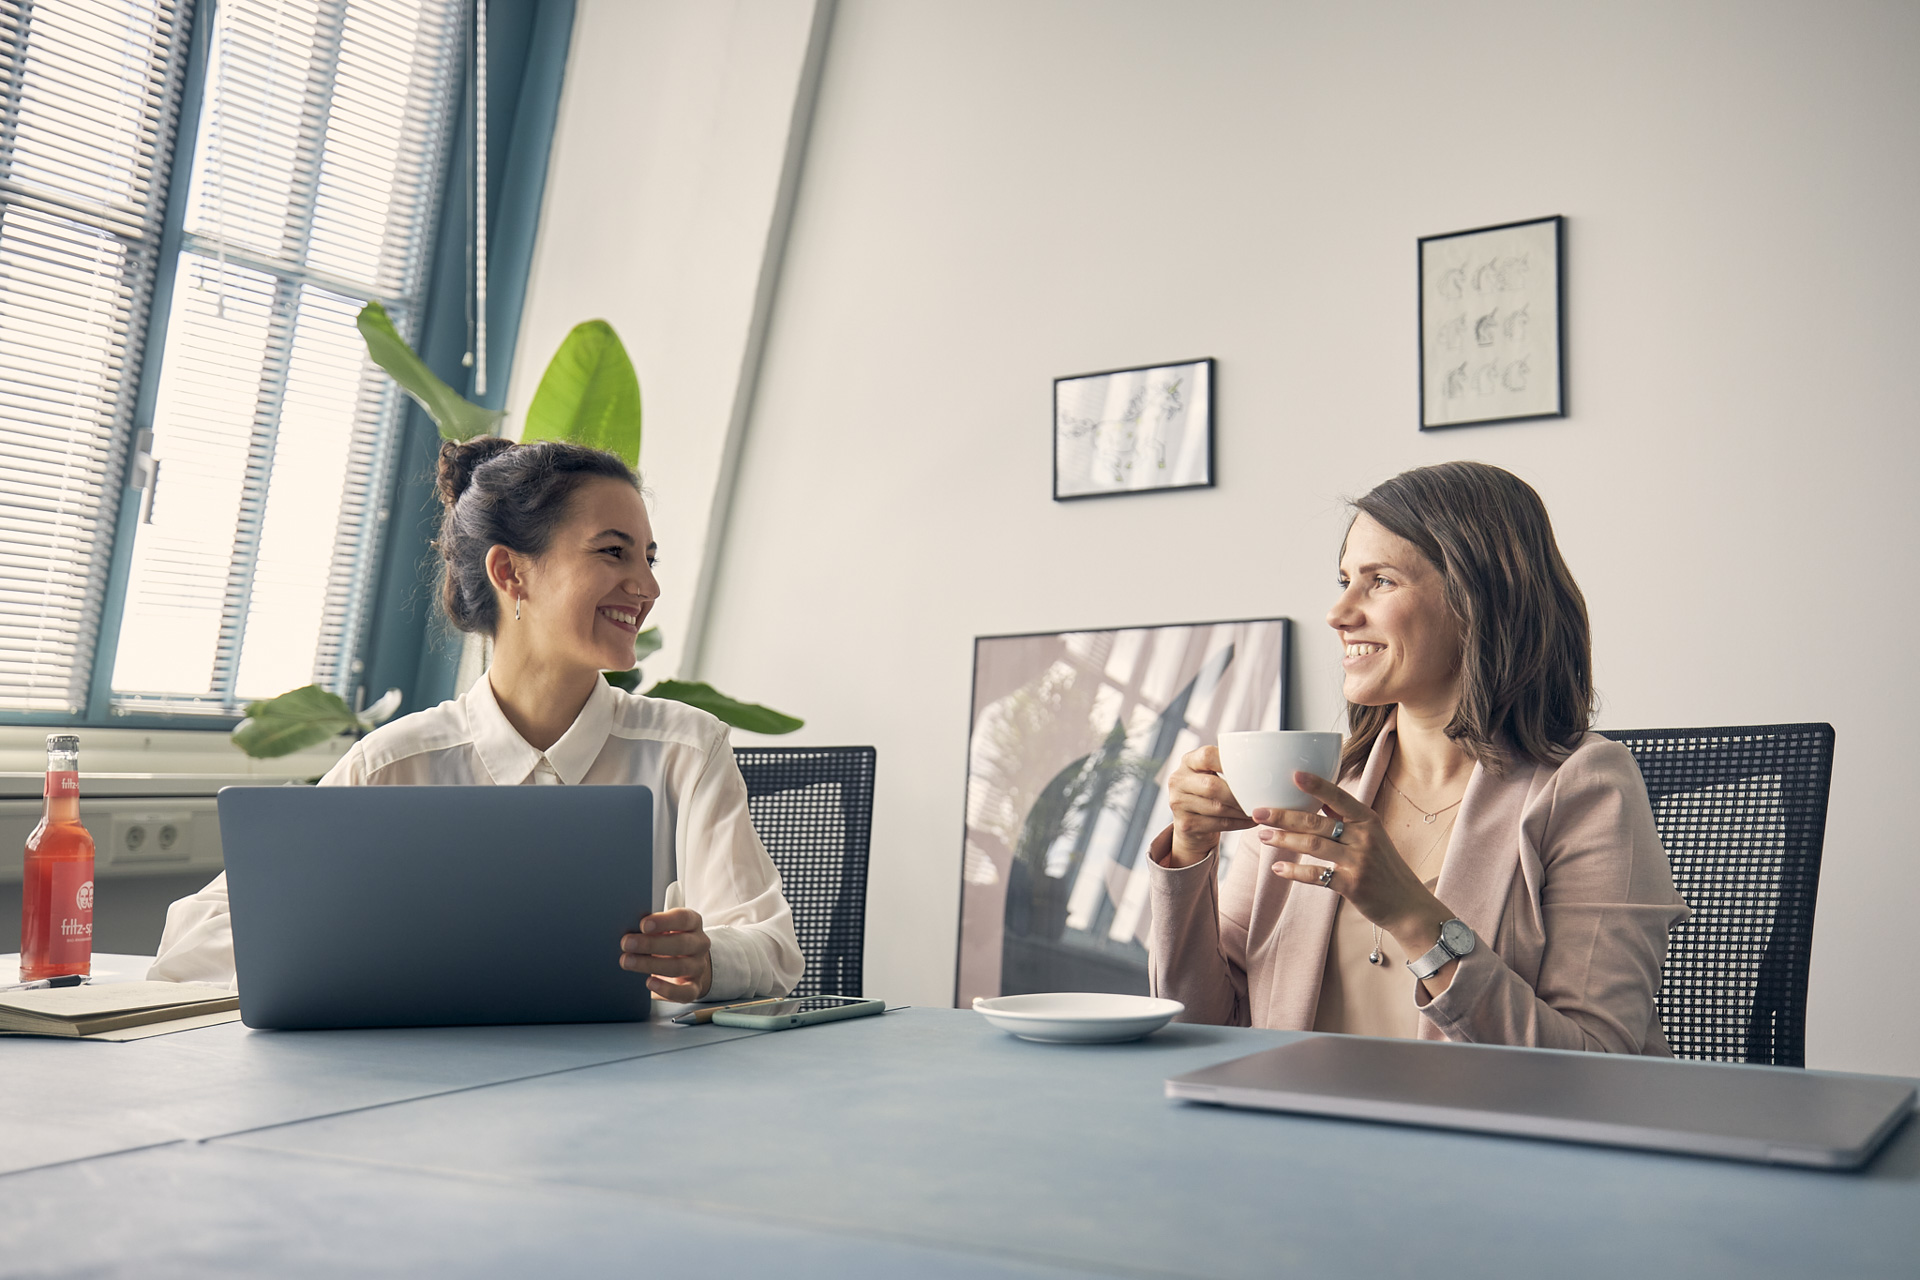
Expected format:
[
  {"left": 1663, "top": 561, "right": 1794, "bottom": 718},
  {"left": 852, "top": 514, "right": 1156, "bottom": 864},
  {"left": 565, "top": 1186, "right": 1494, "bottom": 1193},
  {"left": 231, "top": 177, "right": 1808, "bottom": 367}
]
[
  {"left": 1052, "top": 357, "right": 1217, "bottom": 501},
  {"left": 1417, "top": 215, "right": 1567, "bottom": 432},
  {"left": 952, "top": 613, "right": 1293, "bottom": 1008}
]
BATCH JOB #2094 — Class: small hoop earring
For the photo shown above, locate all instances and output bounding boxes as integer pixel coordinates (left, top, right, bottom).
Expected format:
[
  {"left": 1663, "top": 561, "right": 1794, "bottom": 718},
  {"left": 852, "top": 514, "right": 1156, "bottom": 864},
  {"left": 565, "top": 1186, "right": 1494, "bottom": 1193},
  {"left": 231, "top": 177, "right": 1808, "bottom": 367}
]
[{"left": 514, "top": 597, "right": 521, "bottom": 622}]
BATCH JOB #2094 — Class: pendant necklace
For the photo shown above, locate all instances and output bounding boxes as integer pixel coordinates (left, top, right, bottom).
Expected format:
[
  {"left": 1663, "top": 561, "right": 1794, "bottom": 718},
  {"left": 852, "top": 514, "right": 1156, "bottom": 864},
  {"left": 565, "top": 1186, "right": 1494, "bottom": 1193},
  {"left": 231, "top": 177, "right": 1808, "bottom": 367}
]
[
  {"left": 1367, "top": 806, "right": 1459, "bottom": 966},
  {"left": 1384, "top": 774, "right": 1465, "bottom": 825}
]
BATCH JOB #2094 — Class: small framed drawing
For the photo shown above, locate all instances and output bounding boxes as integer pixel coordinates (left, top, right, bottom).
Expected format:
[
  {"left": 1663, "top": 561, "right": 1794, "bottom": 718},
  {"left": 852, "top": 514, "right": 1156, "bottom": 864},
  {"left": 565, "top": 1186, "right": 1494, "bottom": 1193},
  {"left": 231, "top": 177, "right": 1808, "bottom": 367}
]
[
  {"left": 1419, "top": 215, "right": 1565, "bottom": 430},
  {"left": 954, "top": 616, "right": 1291, "bottom": 1005},
  {"left": 1053, "top": 357, "right": 1213, "bottom": 500}
]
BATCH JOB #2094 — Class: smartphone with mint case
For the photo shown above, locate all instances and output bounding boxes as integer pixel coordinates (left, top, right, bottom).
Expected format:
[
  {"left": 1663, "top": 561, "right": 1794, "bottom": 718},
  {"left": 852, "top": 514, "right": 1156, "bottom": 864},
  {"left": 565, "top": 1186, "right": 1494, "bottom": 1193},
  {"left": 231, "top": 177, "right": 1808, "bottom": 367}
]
[{"left": 710, "top": 996, "right": 885, "bottom": 1030}]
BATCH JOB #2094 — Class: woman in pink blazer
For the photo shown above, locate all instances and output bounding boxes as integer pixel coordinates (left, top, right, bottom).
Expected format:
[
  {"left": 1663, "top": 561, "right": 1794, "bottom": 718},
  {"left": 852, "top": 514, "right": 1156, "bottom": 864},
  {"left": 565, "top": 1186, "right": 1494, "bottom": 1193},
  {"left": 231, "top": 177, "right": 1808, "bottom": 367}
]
[{"left": 1148, "top": 462, "right": 1689, "bottom": 1053}]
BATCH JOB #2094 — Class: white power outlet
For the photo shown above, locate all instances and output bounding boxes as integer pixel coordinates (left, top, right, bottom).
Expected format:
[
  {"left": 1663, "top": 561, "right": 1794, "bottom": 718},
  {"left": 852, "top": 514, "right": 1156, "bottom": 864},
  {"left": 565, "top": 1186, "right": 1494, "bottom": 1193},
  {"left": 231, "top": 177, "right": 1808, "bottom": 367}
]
[{"left": 108, "top": 811, "right": 194, "bottom": 864}]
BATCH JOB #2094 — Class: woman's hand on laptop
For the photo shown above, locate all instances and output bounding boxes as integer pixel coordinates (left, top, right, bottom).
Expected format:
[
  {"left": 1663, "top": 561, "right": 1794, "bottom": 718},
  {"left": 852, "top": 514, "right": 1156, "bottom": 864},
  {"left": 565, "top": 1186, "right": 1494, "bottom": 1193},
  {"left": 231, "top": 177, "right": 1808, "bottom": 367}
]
[{"left": 620, "top": 908, "right": 713, "bottom": 1000}]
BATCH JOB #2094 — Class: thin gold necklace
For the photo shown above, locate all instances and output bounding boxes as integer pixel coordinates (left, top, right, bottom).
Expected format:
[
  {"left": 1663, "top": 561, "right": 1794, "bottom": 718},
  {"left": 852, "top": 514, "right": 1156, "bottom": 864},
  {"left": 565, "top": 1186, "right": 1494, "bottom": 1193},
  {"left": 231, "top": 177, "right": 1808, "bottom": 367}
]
[
  {"left": 1367, "top": 806, "right": 1458, "bottom": 966},
  {"left": 1384, "top": 773, "right": 1465, "bottom": 825}
]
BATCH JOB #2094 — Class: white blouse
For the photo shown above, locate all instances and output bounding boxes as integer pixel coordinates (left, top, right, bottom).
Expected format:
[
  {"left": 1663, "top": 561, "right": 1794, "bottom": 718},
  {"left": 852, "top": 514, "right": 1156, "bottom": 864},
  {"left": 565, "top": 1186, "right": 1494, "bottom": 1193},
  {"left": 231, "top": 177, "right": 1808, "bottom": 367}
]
[{"left": 147, "top": 674, "right": 806, "bottom": 1001}]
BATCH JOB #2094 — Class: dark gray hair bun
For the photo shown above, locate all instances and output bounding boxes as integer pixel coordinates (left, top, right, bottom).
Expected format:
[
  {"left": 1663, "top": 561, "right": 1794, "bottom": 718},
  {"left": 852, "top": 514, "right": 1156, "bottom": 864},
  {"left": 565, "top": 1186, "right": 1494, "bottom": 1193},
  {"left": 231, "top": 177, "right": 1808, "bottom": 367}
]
[{"left": 434, "top": 435, "right": 518, "bottom": 507}]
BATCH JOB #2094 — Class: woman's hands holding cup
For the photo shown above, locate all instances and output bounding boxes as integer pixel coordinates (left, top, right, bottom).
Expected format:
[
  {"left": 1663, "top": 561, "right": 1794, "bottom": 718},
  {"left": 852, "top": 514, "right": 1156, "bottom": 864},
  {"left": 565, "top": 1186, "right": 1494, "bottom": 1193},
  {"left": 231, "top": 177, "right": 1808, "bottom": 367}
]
[
  {"left": 1256, "top": 772, "right": 1450, "bottom": 959},
  {"left": 1161, "top": 748, "right": 1453, "bottom": 965},
  {"left": 1163, "top": 745, "right": 1256, "bottom": 867}
]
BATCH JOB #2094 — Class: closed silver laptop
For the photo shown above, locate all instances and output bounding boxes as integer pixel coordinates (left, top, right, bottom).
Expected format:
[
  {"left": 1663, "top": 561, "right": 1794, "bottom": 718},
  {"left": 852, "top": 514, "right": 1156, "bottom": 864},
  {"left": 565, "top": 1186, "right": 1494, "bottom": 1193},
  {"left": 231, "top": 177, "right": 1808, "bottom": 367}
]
[
  {"left": 220, "top": 784, "right": 655, "bottom": 1030},
  {"left": 1166, "top": 1035, "right": 1914, "bottom": 1169}
]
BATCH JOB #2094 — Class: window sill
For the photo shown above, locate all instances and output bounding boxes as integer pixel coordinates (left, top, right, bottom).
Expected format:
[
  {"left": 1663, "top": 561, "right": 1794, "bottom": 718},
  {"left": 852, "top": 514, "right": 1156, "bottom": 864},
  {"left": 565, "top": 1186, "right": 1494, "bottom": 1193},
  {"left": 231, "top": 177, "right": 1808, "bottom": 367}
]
[{"left": 0, "top": 725, "right": 349, "bottom": 797}]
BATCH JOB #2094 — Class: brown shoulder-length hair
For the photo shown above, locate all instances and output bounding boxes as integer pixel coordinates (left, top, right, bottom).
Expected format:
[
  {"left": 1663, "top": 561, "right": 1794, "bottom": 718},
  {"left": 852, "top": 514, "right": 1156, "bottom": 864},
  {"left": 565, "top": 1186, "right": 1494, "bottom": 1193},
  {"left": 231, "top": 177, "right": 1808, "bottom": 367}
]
[{"left": 1339, "top": 461, "right": 1592, "bottom": 778}]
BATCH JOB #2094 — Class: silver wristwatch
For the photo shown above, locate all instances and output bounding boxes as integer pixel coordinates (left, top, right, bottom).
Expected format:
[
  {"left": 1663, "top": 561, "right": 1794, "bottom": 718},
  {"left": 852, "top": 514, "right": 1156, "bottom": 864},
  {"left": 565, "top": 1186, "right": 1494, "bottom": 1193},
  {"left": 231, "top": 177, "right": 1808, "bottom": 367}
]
[{"left": 1407, "top": 918, "right": 1476, "bottom": 980}]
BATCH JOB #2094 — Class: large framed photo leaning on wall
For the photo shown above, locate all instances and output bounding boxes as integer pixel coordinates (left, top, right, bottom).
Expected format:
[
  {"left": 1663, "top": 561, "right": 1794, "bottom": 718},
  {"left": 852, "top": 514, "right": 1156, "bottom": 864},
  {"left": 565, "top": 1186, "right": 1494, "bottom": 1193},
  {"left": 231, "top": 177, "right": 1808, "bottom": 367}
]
[
  {"left": 956, "top": 618, "right": 1291, "bottom": 1005},
  {"left": 1052, "top": 358, "right": 1214, "bottom": 499},
  {"left": 1419, "top": 215, "right": 1565, "bottom": 430}
]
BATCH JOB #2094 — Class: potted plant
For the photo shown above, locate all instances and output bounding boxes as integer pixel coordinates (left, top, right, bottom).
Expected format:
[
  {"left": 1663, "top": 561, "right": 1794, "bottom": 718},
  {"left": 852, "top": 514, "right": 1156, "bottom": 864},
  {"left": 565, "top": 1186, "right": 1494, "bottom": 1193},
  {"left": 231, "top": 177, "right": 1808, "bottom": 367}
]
[{"left": 231, "top": 306, "right": 800, "bottom": 758}]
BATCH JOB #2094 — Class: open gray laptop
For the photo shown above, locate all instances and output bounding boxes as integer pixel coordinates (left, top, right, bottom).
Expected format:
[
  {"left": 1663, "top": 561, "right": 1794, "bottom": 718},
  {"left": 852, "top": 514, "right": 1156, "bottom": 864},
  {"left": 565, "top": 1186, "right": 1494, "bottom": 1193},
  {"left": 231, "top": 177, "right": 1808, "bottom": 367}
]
[
  {"left": 220, "top": 785, "right": 655, "bottom": 1030},
  {"left": 1166, "top": 1035, "right": 1915, "bottom": 1169}
]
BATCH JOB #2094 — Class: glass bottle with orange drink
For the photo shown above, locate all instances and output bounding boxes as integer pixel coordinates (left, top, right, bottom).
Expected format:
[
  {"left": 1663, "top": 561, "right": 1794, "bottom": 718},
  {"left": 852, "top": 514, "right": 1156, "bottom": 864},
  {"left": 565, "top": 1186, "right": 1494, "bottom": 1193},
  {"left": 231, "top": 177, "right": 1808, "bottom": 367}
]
[{"left": 20, "top": 733, "right": 94, "bottom": 981}]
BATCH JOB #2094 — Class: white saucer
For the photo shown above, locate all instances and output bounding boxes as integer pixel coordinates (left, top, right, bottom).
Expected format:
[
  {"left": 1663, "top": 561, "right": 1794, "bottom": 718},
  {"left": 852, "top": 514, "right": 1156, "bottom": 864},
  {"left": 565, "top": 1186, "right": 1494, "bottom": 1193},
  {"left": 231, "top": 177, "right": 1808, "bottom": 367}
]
[{"left": 971, "top": 992, "right": 1184, "bottom": 1044}]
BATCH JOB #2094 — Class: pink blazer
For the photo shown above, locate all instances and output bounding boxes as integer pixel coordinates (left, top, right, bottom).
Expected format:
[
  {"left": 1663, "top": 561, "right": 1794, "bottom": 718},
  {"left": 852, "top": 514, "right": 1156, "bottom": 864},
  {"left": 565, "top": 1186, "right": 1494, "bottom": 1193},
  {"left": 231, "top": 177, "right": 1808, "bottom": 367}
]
[{"left": 1147, "top": 717, "right": 1691, "bottom": 1054}]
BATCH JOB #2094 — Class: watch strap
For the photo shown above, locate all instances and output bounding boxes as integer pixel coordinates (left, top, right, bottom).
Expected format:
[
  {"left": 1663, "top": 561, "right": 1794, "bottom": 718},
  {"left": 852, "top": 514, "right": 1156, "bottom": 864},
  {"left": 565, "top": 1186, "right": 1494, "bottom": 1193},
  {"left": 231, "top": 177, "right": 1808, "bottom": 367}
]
[{"left": 1407, "top": 919, "right": 1473, "bottom": 980}]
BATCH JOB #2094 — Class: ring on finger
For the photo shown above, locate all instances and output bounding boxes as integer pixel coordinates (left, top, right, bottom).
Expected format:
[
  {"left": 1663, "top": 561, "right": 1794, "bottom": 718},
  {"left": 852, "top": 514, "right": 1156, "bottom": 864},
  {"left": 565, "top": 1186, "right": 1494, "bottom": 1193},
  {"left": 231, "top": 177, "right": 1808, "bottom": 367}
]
[
  {"left": 1316, "top": 864, "right": 1336, "bottom": 888},
  {"left": 1328, "top": 819, "right": 1345, "bottom": 843}
]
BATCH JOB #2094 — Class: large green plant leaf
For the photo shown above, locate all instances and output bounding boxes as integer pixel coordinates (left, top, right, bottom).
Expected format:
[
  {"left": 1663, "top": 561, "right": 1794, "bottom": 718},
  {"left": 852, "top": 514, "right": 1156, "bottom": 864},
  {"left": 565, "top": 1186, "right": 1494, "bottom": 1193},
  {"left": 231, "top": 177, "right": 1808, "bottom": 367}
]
[
  {"left": 356, "top": 300, "right": 505, "bottom": 441},
  {"left": 231, "top": 685, "right": 362, "bottom": 758},
  {"left": 643, "top": 680, "right": 803, "bottom": 735},
  {"left": 521, "top": 320, "right": 641, "bottom": 465}
]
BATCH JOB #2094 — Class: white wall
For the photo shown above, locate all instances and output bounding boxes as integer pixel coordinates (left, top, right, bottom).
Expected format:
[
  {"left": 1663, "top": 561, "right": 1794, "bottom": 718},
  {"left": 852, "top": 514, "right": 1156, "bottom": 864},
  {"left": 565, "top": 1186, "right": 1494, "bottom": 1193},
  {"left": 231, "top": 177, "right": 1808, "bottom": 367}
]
[
  {"left": 683, "top": 0, "right": 1920, "bottom": 1075},
  {"left": 508, "top": 0, "right": 822, "bottom": 677}
]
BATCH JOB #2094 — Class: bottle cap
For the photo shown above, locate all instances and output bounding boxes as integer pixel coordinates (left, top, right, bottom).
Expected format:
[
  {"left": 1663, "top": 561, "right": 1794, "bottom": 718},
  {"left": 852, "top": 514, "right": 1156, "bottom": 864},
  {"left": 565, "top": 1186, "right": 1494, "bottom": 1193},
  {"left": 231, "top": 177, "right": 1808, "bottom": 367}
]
[{"left": 46, "top": 734, "right": 79, "bottom": 752}]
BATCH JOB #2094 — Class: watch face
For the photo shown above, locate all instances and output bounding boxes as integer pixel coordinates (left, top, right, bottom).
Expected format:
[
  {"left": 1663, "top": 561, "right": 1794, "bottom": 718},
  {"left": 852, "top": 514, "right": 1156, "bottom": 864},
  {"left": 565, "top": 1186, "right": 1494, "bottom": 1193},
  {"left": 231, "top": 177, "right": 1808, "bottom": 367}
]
[{"left": 1440, "top": 919, "right": 1475, "bottom": 956}]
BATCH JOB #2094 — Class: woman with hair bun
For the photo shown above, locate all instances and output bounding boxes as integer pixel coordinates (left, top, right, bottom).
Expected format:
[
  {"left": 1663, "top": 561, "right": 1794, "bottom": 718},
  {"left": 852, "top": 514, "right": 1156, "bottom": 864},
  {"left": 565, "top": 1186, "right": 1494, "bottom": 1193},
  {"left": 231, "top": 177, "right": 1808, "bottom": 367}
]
[
  {"left": 151, "top": 437, "right": 805, "bottom": 1001},
  {"left": 1150, "top": 461, "right": 1688, "bottom": 1052}
]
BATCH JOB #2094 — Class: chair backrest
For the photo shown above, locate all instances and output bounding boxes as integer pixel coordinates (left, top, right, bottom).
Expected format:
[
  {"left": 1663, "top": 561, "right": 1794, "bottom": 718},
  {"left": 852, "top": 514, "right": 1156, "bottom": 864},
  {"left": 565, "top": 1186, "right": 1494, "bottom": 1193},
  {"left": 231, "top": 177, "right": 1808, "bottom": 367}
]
[
  {"left": 733, "top": 746, "right": 876, "bottom": 998},
  {"left": 1597, "top": 723, "right": 1834, "bottom": 1067}
]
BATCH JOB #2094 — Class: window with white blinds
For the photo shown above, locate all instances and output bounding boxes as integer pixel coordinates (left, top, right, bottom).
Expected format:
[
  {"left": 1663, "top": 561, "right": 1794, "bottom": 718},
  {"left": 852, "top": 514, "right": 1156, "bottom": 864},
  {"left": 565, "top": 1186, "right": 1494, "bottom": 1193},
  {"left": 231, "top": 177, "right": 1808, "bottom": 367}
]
[
  {"left": 0, "top": 1, "right": 191, "bottom": 714},
  {"left": 108, "top": 0, "right": 462, "bottom": 714}
]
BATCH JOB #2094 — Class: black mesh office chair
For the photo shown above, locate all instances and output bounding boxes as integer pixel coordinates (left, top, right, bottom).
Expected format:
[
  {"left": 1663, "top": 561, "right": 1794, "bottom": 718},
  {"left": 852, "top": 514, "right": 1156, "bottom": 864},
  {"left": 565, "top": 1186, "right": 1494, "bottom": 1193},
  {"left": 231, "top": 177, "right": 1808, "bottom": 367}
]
[
  {"left": 734, "top": 746, "right": 875, "bottom": 998},
  {"left": 1598, "top": 723, "right": 1834, "bottom": 1067}
]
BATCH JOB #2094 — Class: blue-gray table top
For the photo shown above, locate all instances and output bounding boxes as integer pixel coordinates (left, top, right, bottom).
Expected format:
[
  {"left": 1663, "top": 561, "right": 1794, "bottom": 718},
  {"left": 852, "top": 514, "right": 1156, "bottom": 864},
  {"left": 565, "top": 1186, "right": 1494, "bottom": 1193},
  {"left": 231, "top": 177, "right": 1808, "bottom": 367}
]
[
  {"left": 0, "top": 1012, "right": 758, "bottom": 1176},
  {"left": 4, "top": 1008, "right": 1917, "bottom": 1279}
]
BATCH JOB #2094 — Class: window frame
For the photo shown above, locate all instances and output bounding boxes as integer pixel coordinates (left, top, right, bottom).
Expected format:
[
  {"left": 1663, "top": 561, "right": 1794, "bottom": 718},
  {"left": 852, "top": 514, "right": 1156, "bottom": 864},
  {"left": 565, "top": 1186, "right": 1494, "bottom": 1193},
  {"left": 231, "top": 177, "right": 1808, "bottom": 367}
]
[
  {"left": 78, "top": 0, "right": 214, "bottom": 730},
  {"left": 0, "top": 0, "right": 209, "bottom": 732},
  {"left": 0, "top": 0, "right": 577, "bottom": 736}
]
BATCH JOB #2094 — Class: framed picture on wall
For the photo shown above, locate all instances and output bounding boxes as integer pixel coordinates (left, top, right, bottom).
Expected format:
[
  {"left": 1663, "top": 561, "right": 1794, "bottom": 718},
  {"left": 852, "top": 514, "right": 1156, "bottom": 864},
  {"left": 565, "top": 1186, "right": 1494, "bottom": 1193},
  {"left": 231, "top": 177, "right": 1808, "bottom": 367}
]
[
  {"left": 1053, "top": 358, "right": 1214, "bottom": 500},
  {"left": 1419, "top": 215, "right": 1565, "bottom": 430},
  {"left": 954, "top": 616, "right": 1291, "bottom": 1007}
]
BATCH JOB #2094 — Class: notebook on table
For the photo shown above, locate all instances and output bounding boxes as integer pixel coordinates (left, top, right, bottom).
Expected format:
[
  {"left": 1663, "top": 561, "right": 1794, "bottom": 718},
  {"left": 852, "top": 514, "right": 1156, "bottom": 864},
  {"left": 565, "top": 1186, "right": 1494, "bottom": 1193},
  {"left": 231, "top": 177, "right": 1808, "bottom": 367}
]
[
  {"left": 219, "top": 784, "right": 655, "bottom": 1031},
  {"left": 0, "top": 981, "right": 239, "bottom": 1040},
  {"left": 1166, "top": 1035, "right": 1915, "bottom": 1169}
]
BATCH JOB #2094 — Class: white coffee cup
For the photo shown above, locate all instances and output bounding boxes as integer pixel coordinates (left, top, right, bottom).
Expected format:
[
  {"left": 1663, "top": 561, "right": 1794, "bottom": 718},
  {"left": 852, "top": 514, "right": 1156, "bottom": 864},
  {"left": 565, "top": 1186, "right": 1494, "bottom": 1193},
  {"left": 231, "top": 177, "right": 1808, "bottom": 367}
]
[{"left": 1214, "top": 730, "right": 1343, "bottom": 815}]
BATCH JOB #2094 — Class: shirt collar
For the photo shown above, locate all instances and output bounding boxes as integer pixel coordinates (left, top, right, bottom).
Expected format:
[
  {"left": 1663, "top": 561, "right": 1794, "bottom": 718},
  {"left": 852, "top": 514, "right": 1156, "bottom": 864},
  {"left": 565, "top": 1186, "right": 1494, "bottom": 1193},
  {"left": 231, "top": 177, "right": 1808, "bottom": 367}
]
[
  {"left": 465, "top": 673, "right": 616, "bottom": 786},
  {"left": 543, "top": 676, "right": 616, "bottom": 785}
]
